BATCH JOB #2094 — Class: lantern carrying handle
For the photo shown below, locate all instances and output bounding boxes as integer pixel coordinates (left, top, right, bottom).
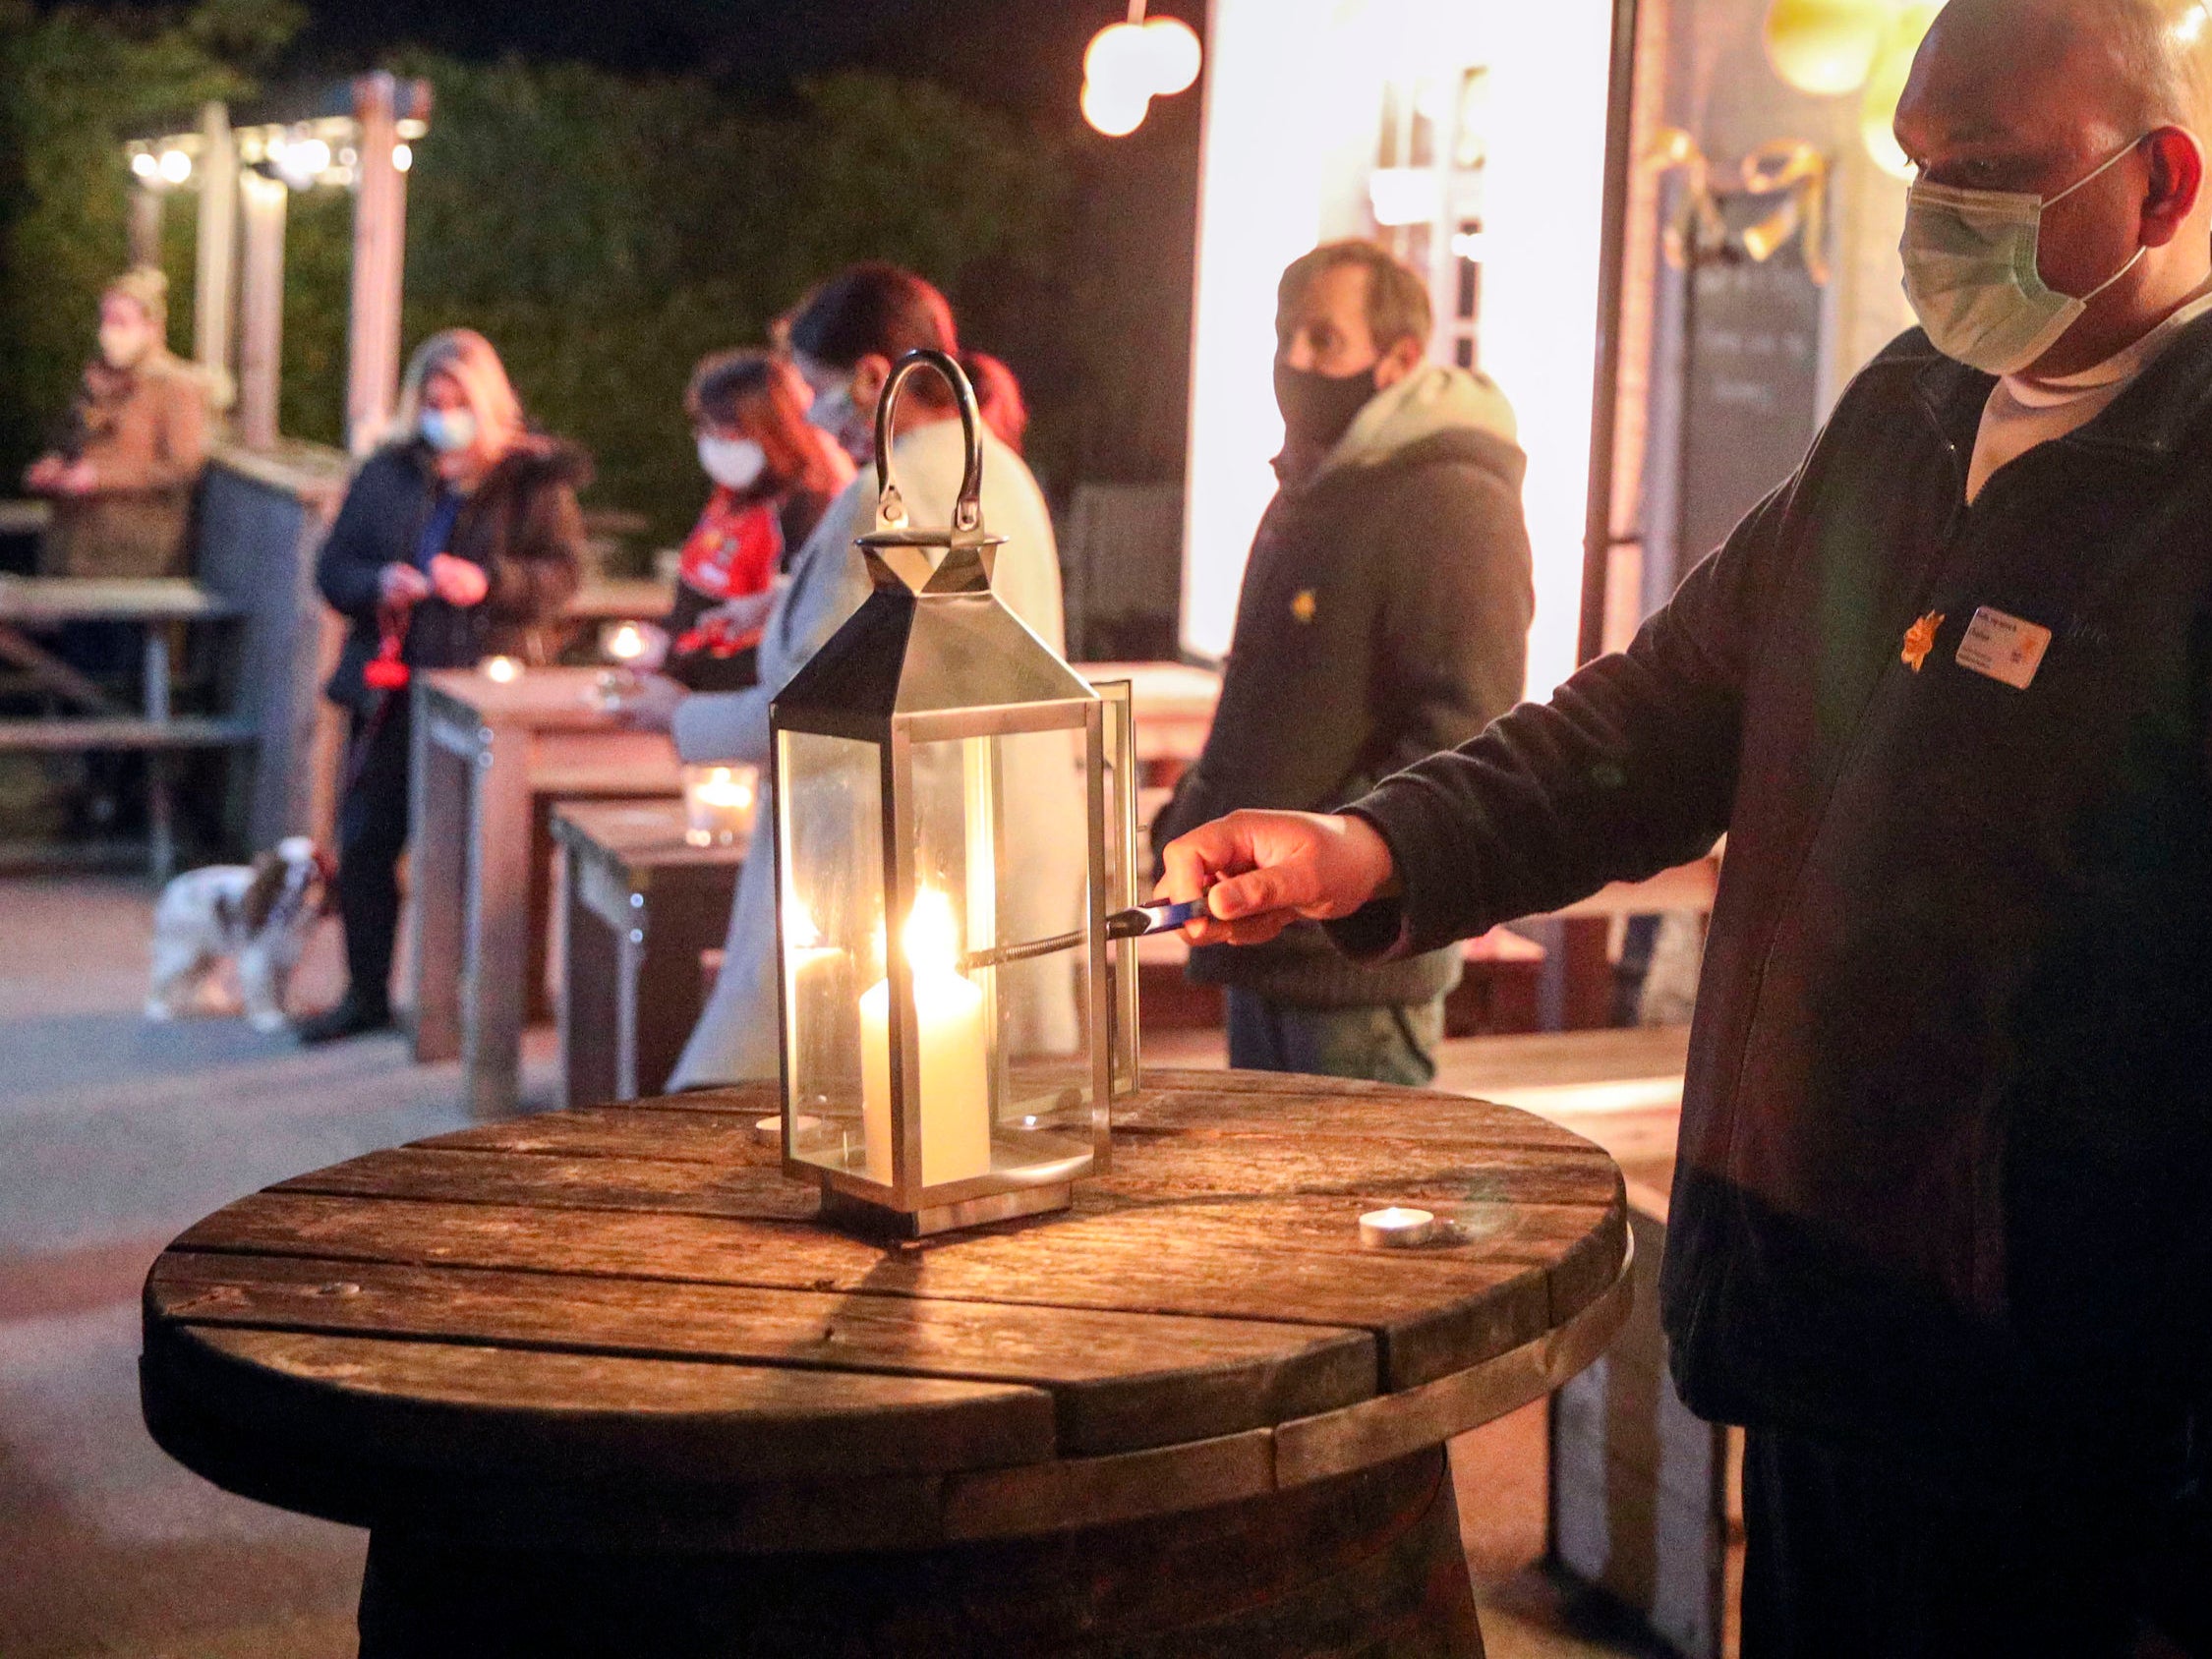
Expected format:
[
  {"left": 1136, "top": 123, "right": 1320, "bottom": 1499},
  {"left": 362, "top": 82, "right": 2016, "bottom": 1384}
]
[{"left": 871, "top": 349, "right": 986, "bottom": 535}]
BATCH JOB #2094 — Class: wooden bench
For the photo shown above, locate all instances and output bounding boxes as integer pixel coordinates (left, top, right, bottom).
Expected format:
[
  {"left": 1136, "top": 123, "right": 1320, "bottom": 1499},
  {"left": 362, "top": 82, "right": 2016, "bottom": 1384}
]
[{"left": 0, "top": 576, "right": 255, "bottom": 879}]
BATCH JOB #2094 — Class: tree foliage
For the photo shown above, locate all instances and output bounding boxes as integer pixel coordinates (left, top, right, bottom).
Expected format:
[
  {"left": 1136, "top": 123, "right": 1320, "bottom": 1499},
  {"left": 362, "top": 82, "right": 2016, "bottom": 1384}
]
[{"left": 0, "top": 5, "right": 1075, "bottom": 554}]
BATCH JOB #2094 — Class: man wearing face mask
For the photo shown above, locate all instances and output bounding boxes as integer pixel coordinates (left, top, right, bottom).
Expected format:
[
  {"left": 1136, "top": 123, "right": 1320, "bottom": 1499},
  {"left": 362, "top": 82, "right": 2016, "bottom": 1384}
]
[
  {"left": 1149, "top": 240, "right": 1532, "bottom": 1085},
  {"left": 24, "top": 267, "right": 212, "bottom": 579},
  {"left": 1156, "top": 2, "right": 2212, "bottom": 1649}
]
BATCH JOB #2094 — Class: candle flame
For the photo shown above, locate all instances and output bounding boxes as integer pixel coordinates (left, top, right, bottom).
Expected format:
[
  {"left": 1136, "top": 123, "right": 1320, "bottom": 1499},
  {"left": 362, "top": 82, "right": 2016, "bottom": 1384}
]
[
  {"left": 695, "top": 766, "right": 754, "bottom": 808},
  {"left": 609, "top": 622, "right": 644, "bottom": 660},
  {"left": 786, "top": 896, "right": 821, "bottom": 949},
  {"left": 483, "top": 656, "right": 519, "bottom": 683},
  {"left": 902, "top": 887, "right": 962, "bottom": 975}
]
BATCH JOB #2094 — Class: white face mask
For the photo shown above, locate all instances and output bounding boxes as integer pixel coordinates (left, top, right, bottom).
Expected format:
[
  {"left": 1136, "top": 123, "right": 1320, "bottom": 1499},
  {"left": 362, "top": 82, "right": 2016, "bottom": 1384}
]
[
  {"left": 697, "top": 434, "right": 767, "bottom": 491},
  {"left": 97, "top": 321, "right": 151, "bottom": 371},
  {"left": 419, "top": 407, "right": 479, "bottom": 455},
  {"left": 1901, "top": 138, "right": 2149, "bottom": 375}
]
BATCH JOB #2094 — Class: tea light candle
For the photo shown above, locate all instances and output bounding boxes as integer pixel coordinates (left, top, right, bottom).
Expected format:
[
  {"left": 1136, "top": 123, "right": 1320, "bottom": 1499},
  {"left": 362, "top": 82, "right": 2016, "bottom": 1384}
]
[
  {"left": 683, "top": 764, "right": 758, "bottom": 846},
  {"left": 606, "top": 621, "right": 647, "bottom": 662},
  {"left": 858, "top": 887, "right": 990, "bottom": 1187},
  {"left": 482, "top": 655, "right": 520, "bottom": 684},
  {"left": 1359, "top": 1206, "right": 1437, "bottom": 1248}
]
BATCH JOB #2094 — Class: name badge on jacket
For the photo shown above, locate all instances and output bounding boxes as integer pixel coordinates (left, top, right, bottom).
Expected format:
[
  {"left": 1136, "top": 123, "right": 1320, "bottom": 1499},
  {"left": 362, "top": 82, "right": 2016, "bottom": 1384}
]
[{"left": 1954, "top": 606, "right": 2053, "bottom": 690}]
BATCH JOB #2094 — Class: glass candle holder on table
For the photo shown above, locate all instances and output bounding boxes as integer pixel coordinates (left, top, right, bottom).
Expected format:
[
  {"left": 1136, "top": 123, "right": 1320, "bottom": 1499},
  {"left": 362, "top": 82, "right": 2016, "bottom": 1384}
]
[{"left": 682, "top": 764, "right": 759, "bottom": 846}]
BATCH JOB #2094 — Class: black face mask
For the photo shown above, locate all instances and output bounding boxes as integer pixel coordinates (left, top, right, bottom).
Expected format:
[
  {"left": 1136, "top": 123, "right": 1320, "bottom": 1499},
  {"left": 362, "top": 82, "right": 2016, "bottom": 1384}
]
[{"left": 1273, "top": 361, "right": 1380, "bottom": 453}]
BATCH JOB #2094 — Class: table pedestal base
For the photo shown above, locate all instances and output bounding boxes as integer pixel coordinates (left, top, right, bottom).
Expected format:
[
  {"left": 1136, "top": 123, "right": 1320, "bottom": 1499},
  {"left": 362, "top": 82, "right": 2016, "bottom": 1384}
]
[{"left": 356, "top": 1446, "right": 1484, "bottom": 1658}]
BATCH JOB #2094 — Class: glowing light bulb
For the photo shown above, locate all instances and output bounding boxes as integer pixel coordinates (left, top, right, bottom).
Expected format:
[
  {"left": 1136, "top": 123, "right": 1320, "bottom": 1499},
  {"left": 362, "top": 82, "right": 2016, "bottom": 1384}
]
[
  {"left": 1083, "top": 21, "right": 1151, "bottom": 87},
  {"left": 1858, "top": 3, "right": 1939, "bottom": 180},
  {"left": 1137, "top": 16, "right": 1203, "bottom": 96},
  {"left": 393, "top": 143, "right": 414, "bottom": 173},
  {"left": 158, "top": 149, "right": 193, "bottom": 186},
  {"left": 131, "top": 151, "right": 159, "bottom": 181},
  {"left": 1762, "top": 0, "right": 1888, "bottom": 96},
  {"left": 1082, "top": 76, "right": 1151, "bottom": 138}
]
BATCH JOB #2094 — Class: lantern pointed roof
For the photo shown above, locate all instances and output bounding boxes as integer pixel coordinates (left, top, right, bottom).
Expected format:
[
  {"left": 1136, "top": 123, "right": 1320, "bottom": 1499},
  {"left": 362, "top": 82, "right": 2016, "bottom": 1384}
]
[{"left": 774, "top": 554, "right": 1096, "bottom": 731}]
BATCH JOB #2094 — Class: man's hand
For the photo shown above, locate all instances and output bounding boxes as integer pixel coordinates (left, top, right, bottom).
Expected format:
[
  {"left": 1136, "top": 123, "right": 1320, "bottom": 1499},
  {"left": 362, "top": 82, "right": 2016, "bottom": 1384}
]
[
  {"left": 428, "top": 553, "right": 490, "bottom": 607},
  {"left": 23, "top": 454, "right": 64, "bottom": 493},
  {"left": 1155, "top": 810, "right": 1397, "bottom": 946},
  {"left": 378, "top": 562, "right": 432, "bottom": 605},
  {"left": 53, "top": 459, "right": 98, "bottom": 497}
]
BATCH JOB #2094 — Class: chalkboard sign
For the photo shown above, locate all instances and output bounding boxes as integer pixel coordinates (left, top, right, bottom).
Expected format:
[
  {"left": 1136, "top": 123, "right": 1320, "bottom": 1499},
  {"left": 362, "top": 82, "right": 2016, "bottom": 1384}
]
[{"left": 1674, "top": 200, "right": 1824, "bottom": 570}]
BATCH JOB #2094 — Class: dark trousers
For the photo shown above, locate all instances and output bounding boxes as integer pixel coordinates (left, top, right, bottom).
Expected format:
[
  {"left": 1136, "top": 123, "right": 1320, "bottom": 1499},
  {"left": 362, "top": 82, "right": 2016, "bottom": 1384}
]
[
  {"left": 1223, "top": 987, "right": 1443, "bottom": 1087},
  {"left": 1742, "top": 1426, "right": 2212, "bottom": 1659},
  {"left": 334, "top": 697, "right": 413, "bottom": 1013}
]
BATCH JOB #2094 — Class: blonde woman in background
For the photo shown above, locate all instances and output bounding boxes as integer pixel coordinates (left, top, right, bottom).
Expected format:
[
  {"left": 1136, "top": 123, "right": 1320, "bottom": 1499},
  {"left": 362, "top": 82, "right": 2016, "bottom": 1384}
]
[{"left": 297, "top": 329, "right": 589, "bottom": 1044}]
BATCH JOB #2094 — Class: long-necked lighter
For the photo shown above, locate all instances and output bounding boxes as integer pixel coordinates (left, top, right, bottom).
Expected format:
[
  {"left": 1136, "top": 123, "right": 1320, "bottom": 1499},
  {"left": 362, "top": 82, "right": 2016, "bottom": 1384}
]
[{"left": 960, "top": 897, "right": 1209, "bottom": 974}]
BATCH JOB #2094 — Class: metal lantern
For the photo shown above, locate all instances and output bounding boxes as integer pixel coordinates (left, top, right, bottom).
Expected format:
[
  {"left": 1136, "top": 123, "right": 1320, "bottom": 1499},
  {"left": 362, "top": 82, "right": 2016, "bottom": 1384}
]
[{"left": 771, "top": 351, "right": 1139, "bottom": 1237}]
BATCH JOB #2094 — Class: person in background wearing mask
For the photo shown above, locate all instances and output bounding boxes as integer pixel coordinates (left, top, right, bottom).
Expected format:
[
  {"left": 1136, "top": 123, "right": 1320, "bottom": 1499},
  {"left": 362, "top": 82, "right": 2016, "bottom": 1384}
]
[
  {"left": 624, "top": 262, "right": 1072, "bottom": 1089},
  {"left": 1149, "top": 239, "right": 1532, "bottom": 1086},
  {"left": 298, "top": 329, "right": 587, "bottom": 1045},
  {"left": 24, "top": 266, "right": 212, "bottom": 579},
  {"left": 1157, "top": 2, "right": 2212, "bottom": 1649},
  {"left": 663, "top": 349, "right": 851, "bottom": 692}
]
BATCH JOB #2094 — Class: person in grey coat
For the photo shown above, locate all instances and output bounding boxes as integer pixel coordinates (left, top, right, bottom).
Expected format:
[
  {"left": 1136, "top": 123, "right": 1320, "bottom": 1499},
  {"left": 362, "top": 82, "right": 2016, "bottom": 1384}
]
[{"left": 1152, "top": 239, "right": 1533, "bottom": 1085}]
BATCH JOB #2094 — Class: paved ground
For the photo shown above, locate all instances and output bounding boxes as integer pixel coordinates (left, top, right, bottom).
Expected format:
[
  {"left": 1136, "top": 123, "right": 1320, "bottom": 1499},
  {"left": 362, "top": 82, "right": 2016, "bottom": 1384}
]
[{"left": 0, "top": 873, "right": 1665, "bottom": 1659}]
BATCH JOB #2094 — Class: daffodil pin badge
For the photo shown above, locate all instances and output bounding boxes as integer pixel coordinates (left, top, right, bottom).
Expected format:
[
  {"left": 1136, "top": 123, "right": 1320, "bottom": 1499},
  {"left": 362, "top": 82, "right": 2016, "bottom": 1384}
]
[{"left": 1901, "top": 611, "right": 1945, "bottom": 673}]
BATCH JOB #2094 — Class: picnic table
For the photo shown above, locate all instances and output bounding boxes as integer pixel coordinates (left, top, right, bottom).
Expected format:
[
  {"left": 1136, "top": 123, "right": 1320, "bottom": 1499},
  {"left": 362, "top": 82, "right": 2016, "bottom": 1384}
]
[
  {"left": 141, "top": 1069, "right": 1630, "bottom": 1658},
  {"left": 0, "top": 575, "right": 254, "bottom": 878},
  {"left": 408, "top": 666, "right": 680, "bottom": 1116}
]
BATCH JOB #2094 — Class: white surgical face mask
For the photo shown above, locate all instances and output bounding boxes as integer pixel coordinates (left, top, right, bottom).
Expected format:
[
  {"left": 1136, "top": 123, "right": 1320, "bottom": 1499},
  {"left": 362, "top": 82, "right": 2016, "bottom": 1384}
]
[
  {"left": 697, "top": 434, "right": 766, "bottom": 491},
  {"left": 1901, "top": 138, "right": 2149, "bottom": 375},
  {"left": 97, "top": 321, "right": 151, "bottom": 371},
  {"left": 419, "top": 407, "right": 478, "bottom": 455}
]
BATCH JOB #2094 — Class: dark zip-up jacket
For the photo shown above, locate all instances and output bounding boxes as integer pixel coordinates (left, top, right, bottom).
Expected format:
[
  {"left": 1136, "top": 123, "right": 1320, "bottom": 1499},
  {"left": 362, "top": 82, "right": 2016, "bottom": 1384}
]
[
  {"left": 318, "top": 436, "right": 589, "bottom": 713},
  {"left": 1332, "top": 321, "right": 2212, "bottom": 1484},
  {"left": 1155, "top": 422, "right": 1534, "bottom": 1007}
]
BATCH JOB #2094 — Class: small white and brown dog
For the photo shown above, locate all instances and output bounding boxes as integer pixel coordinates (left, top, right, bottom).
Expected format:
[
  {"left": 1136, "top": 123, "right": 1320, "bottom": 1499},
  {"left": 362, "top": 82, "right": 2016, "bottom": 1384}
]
[{"left": 146, "top": 836, "right": 335, "bottom": 1031}]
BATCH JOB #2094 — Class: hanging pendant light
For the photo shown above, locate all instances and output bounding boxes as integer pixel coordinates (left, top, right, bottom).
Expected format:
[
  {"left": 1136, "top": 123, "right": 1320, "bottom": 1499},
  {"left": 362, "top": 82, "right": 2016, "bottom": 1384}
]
[
  {"left": 1761, "top": 0, "right": 1889, "bottom": 96},
  {"left": 1081, "top": 4, "right": 1203, "bottom": 138}
]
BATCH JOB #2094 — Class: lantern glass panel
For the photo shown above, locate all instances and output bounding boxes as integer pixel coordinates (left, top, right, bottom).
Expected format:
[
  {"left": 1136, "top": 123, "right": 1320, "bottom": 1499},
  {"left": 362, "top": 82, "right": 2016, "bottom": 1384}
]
[
  {"left": 776, "top": 728, "right": 881, "bottom": 1182},
  {"left": 904, "top": 721, "right": 1097, "bottom": 1177}
]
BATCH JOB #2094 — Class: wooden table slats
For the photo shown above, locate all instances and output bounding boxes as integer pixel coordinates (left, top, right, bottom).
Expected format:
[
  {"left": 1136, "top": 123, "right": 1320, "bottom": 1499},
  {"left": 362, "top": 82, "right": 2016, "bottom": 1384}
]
[
  {"left": 148, "top": 1251, "right": 1376, "bottom": 1456},
  {"left": 145, "top": 1071, "right": 1630, "bottom": 1558}
]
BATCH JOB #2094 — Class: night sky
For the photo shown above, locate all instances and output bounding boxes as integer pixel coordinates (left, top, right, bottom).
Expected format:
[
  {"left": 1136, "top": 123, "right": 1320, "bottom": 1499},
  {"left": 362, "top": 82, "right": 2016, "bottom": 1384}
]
[{"left": 291, "top": 0, "right": 1207, "bottom": 123}]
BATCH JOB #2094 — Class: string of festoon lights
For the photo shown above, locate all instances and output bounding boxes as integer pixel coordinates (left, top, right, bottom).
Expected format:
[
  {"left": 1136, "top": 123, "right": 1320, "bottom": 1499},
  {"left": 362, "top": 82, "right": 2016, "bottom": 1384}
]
[{"left": 1079, "top": 2, "right": 1203, "bottom": 138}]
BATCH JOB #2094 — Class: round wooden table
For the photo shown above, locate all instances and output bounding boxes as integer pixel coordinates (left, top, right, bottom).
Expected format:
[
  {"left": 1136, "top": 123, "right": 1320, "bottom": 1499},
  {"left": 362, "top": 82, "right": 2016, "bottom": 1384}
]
[{"left": 141, "top": 1070, "right": 1631, "bottom": 1658}]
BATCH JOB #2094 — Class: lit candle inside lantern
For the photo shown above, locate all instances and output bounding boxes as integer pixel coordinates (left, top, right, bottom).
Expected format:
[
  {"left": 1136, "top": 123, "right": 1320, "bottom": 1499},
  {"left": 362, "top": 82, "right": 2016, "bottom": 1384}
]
[
  {"left": 683, "top": 764, "right": 758, "bottom": 846},
  {"left": 482, "top": 655, "right": 520, "bottom": 684},
  {"left": 859, "top": 887, "right": 990, "bottom": 1186}
]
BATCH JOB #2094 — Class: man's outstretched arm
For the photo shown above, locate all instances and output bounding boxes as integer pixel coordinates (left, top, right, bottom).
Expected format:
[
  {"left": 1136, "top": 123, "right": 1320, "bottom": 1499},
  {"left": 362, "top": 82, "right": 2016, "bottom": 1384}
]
[{"left": 1158, "top": 480, "right": 1787, "bottom": 954}]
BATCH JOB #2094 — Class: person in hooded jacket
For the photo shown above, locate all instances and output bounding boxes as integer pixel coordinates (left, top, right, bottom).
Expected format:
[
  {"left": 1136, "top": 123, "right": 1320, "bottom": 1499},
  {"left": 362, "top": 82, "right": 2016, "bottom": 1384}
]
[
  {"left": 297, "top": 328, "right": 587, "bottom": 1044},
  {"left": 1150, "top": 239, "right": 1533, "bottom": 1085}
]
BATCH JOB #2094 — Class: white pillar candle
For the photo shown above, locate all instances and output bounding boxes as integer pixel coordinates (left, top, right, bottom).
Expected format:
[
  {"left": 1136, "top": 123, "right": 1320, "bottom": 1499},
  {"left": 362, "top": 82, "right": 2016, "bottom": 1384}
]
[{"left": 858, "top": 888, "right": 991, "bottom": 1187}]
